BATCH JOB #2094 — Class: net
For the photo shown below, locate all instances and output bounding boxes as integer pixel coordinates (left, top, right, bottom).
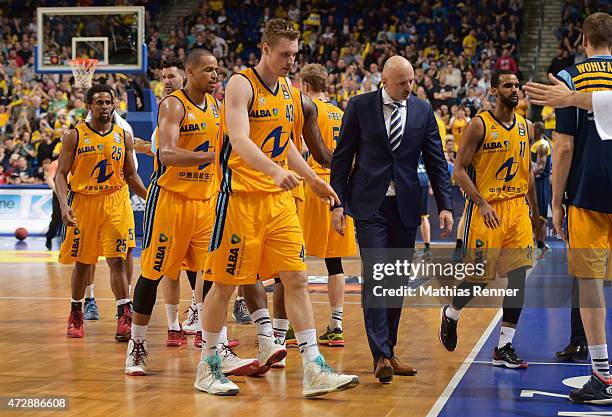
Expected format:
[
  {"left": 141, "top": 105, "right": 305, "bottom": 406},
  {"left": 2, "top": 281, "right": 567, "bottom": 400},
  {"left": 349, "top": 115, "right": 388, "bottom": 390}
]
[{"left": 69, "top": 58, "right": 98, "bottom": 89}]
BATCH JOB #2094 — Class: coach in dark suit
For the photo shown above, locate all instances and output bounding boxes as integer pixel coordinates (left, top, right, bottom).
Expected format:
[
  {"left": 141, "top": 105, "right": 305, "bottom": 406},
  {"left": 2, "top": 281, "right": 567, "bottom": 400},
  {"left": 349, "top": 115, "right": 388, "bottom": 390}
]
[{"left": 330, "top": 56, "right": 453, "bottom": 383}]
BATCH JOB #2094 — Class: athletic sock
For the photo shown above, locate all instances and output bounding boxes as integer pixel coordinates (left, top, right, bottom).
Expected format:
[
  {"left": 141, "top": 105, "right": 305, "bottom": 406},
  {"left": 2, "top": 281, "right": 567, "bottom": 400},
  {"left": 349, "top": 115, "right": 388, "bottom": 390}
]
[
  {"left": 85, "top": 284, "right": 94, "bottom": 299},
  {"left": 71, "top": 299, "right": 83, "bottom": 311},
  {"left": 424, "top": 242, "right": 431, "bottom": 249},
  {"left": 455, "top": 239, "right": 463, "bottom": 249},
  {"left": 445, "top": 305, "right": 462, "bottom": 321},
  {"left": 116, "top": 299, "right": 131, "bottom": 317},
  {"left": 201, "top": 331, "right": 221, "bottom": 359},
  {"left": 537, "top": 240, "right": 544, "bottom": 249},
  {"left": 251, "top": 308, "right": 273, "bottom": 346},
  {"left": 296, "top": 328, "right": 320, "bottom": 366},
  {"left": 498, "top": 326, "right": 516, "bottom": 349},
  {"left": 273, "top": 318, "right": 290, "bottom": 344},
  {"left": 131, "top": 323, "right": 147, "bottom": 343},
  {"left": 236, "top": 296, "right": 245, "bottom": 302},
  {"left": 165, "top": 304, "right": 180, "bottom": 331},
  {"left": 217, "top": 326, "right": 229, "bottom": 347},
  {"left": 589, "top": 344, "right": 610, "bottom": 379},
  {"left": 330, "top": 306, "right": 343, "bottom": 330}
]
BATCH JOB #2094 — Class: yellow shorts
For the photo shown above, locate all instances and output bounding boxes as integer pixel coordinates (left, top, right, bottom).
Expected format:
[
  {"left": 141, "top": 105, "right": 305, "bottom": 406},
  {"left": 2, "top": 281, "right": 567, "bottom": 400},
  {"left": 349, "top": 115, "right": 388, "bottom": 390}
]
[
  {"left": 121, "top": 185, "right": 136, "bottom": 249},
  {"left": 567, "top": 206, "right": 612, "bottom": 279},
  {"left": 205, "top": 191, "right": 306, "bottom": 285},
  {"left": 462, "top": 196, "right": 534, "bottom": 280},
  {"left": 141, "top": 187, "right": 214, "bottom": 280},
  {"left": 59, "top": 190, "right": 129, "bottom": 264},
  {"left": 303, "top": 174, "right": 357, "bottom": 258}
]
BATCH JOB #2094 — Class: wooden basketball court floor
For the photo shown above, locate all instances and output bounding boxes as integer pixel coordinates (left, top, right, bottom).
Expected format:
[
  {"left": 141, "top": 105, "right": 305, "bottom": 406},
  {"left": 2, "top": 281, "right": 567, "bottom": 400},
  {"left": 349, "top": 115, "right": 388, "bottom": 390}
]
[{"left": 0, "top": 238, "right": 515, "bottom": 417}]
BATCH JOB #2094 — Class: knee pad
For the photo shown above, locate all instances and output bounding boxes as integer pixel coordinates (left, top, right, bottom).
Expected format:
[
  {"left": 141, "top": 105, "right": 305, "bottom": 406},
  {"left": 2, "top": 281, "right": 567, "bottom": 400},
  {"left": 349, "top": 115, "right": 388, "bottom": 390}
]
[
  {"left": 274, "top": 277, "right": 282, "bottom": 284},
  {"left": 325, "top": 257, "right": 344, "bottom": 276},
  {"left": 132, "top": 276, "right": 161, "bottom": 315}
]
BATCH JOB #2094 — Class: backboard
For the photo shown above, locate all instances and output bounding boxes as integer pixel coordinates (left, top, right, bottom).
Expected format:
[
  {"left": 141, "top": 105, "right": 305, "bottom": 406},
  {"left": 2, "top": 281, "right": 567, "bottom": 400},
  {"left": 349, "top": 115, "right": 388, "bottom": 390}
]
[{"left": 35, "top": 6, "right": 146, "bottom": 74}]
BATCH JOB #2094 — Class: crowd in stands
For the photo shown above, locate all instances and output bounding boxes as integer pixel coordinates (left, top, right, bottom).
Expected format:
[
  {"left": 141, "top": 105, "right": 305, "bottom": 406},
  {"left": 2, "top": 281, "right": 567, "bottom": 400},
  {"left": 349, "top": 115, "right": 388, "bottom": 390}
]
[
  {"left": 543, "top": 0, "right": 611, "bottom": 140},
  {"left": 0, "top": 0, "right": 527, "bottom": 185}
]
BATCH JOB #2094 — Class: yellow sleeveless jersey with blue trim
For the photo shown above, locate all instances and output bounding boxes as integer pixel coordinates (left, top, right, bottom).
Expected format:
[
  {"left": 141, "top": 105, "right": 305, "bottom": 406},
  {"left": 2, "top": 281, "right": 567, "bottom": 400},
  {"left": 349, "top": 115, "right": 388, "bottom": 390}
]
[
  {"left": 69, "top": 122, "right": 126, "bottom": 195},
  {"left": 154, "top": 89, "right": 220, "bottom": 201},
  {"left": 308, "top": 98, "right": 343, "bottom": 175},
  {"left": 218, "top": 68, "right": 295, "bottom": 193},
  {"left": 468, "top": 110, "right": 530, "bottom": 203}
]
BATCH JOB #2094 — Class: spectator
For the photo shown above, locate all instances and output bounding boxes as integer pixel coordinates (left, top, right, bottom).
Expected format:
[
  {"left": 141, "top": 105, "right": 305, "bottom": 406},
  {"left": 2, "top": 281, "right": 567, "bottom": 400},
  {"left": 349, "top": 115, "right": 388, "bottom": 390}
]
[
  {"left": 541, "top": 104, "right": 556, "bottom": 139},
  {"left": 548, "top": 48, "right": 575, "bottom": 76},
  {"left": 495, "top": 48, "right": 518, "bottom": 74},
  {"left": 462, "top": 87, "right": 482, "bottom": 118}
]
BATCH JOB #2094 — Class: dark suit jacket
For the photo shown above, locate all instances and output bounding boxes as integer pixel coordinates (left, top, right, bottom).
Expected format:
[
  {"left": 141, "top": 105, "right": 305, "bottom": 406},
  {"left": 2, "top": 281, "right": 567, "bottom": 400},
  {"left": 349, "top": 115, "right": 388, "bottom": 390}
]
[{"left": 330, "top": 90, "right": 452, "bottom": 228}]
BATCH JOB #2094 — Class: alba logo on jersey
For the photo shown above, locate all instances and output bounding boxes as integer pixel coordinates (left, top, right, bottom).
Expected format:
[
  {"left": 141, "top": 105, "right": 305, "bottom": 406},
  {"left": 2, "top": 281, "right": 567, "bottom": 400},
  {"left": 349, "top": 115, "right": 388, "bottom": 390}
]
[
  {"left": 495, "top": 157, "right": 519, "bottom": 182},
  {"left": 180, "top": 122, "right": 206, "bottom": 133},
  {"left": 483, "top": 141, "right": 504, "bottom": 151},
  {"left": 261, "top": 126, "right": 289, "bottom": 159},
  {"left": 250, "top": 109, "right": 273, "bottom": 118},
  {"left": 77, "top": 145, "right": 96, "bottom": 155}
]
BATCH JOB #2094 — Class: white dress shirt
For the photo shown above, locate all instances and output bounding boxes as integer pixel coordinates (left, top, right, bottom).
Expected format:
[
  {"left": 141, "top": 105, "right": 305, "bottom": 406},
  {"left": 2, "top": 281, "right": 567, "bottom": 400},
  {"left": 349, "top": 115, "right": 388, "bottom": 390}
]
[{"left": 381, "top": 87, "right": 407, "bottom": 196}]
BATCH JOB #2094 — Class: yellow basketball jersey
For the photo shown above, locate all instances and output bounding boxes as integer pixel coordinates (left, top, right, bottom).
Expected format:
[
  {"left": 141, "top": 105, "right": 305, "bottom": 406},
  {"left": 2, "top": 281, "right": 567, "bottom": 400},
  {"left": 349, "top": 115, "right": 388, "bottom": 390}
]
[
  {"left": 218, "top": 68, "right": 295, "bottom": 193},
  {"left": 154, "top": 89, "right": 220, "bottom": 200},
  {"left": 452, "top": 117, "right": 468, "bottom": 142},
  {"left": 468, "top": 110, "right": 530, "bottom": 202},
  {"left": 69, "top": 122, "right": 126, "bottom": 195},
  {"left": 308, "top": 98, "right": 343, "bottom": 175},
  {"left": 291, "top": 86, "right": 305, "bottom": 152}
]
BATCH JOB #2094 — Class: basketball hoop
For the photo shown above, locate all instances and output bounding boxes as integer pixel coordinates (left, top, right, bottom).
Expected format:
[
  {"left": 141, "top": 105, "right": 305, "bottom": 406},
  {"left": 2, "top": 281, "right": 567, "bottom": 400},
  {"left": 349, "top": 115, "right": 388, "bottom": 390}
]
[{"left": 69, "top": 58, "right": 98, "bottom": 89}]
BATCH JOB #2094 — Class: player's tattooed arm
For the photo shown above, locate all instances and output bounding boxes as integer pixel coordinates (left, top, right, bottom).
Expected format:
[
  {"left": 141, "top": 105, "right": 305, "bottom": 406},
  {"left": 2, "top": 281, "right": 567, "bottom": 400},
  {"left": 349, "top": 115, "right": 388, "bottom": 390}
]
[
  {"left": 123, "top": 132, "right": 148, "bottom": 199},
  {"left": 157, "top": 96, "right": 214, "bottom": 167},
  {"left": 301, "top": 94, "right": 333, "bottom": 168}
]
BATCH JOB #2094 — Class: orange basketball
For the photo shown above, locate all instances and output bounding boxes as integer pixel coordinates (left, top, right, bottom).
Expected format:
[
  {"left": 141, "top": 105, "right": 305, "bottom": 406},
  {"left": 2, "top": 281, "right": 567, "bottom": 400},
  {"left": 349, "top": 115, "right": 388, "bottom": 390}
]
[{"left": 15, "top": 227, "right": 28, "bottom": 241}]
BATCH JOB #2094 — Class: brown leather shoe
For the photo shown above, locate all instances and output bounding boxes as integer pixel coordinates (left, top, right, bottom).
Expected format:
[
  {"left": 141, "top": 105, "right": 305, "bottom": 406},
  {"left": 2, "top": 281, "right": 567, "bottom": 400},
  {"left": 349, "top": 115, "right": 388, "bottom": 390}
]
[
  {"left": 391, "top": 356, "right": 417, "bottom": 376},
  {"left": 374, "top": 357, "right": 393, "bottom": 383}
]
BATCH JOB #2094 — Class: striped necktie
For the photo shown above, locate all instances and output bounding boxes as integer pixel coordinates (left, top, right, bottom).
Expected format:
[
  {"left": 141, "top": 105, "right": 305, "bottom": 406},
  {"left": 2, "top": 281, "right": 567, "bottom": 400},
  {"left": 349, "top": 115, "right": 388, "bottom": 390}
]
[{"left": 389, "top": 102, "right": 403, "bottom": 152}]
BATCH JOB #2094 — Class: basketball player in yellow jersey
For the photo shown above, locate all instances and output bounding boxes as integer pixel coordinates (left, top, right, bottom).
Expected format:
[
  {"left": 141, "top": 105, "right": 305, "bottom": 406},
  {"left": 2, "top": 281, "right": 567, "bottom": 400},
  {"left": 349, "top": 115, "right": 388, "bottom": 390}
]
[
  {"left": 125, "top": 49, "right": 258, "bottom": 377},
  {"left": 239, "top": 81, "right": 335, "bottom": 362},
  {"left": 300, "top": 63, "right": 356, "bottom": 346},
  {"left": 55, "top": 84, "right": 148, "bottom": 342},
  {"left": 197, "top": 18, "right": 358, "bottom": 397},
  {"left": 439, "top": 70, "right": 541, "bottom": 368}
]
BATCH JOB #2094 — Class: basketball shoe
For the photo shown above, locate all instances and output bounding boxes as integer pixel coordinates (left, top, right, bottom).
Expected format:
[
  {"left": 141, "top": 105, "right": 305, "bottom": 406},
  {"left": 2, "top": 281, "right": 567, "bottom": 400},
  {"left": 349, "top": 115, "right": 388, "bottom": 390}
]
[
  {"left": 182, "top": 304, "right": 199, "bottom": 335},
  {"left": 302, "top": 355, "right": 359, "bottom": 398},
  {"left": 251, "top": 337, "right": 287, "bottom": 375},
  {"left": 167, "top": 328, "right": 188, "bottom": 346},
  {"left": 115, "top": 303, "right": 132, "bottom": 342},
  {"left": 67, "top": 310, "right": 84, "bottom": 338},
  {"left": 125, "top": 339, "right": 148, "bottom": 376},
  {"left": 232, "top": 298, "right": 252, "bottom": 324},
  {"left": 285, "top": 324, "right": 297, "bottom": 347},
  {"left": 194, "top": 355, "right": 240, "bottom": 396},
  {"left": 318, "top": 327, "right": 345, "bottom": 347},
  {"left": 570, "top": 372, "right": 612, "bottom": 404},
  {"left": 217, "top": 345, "right": 260, "bottom": 376},
  {"left": 83, "top": 297, "right": 100, "bottom": 320},
  {"left": 492, "top": 343, "right": 528, "bottom": 368}
]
